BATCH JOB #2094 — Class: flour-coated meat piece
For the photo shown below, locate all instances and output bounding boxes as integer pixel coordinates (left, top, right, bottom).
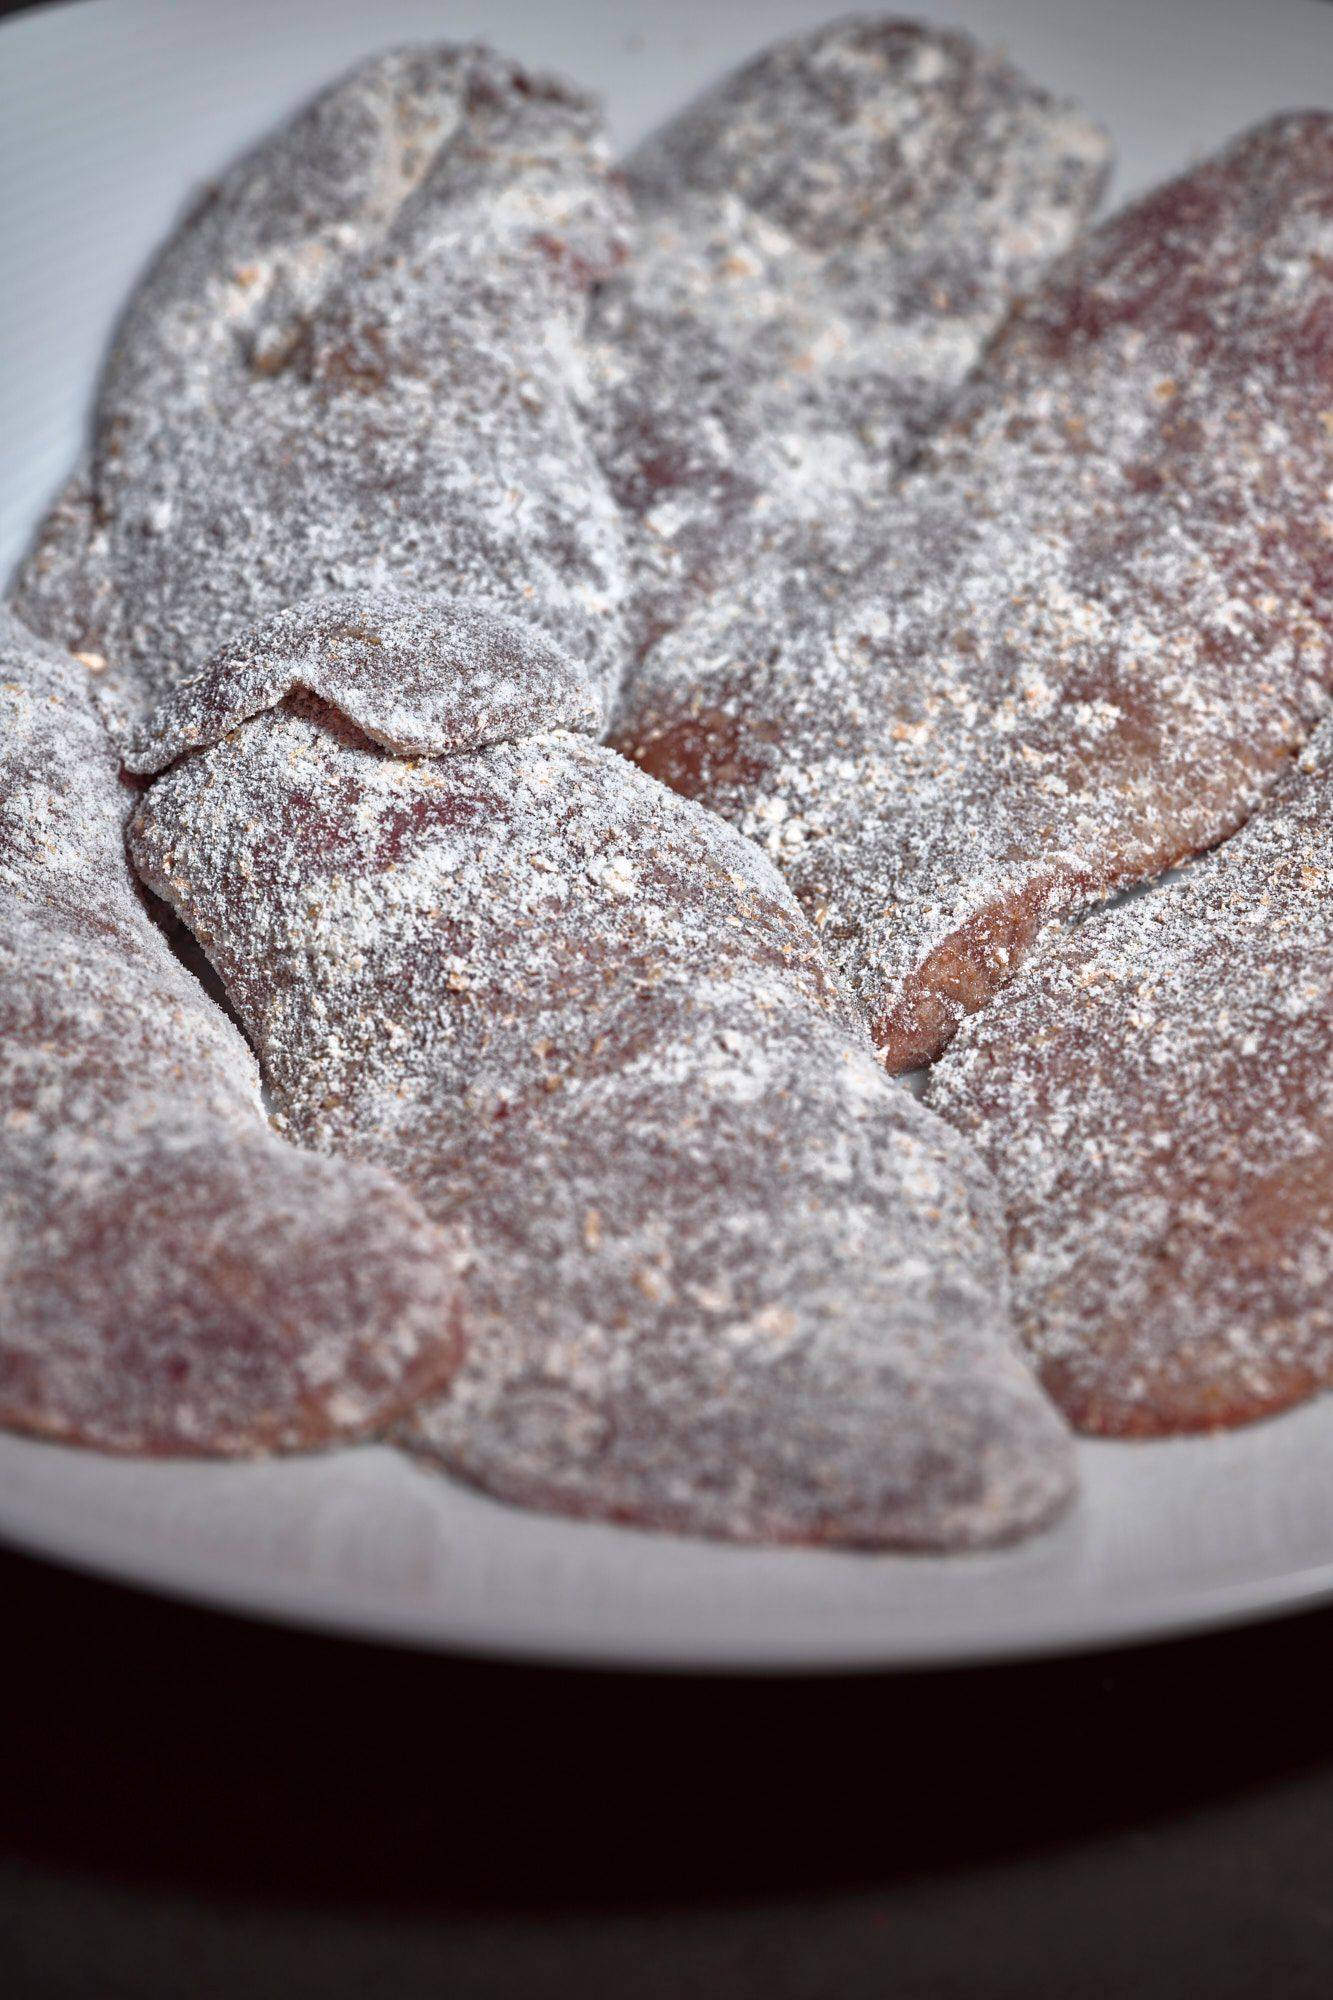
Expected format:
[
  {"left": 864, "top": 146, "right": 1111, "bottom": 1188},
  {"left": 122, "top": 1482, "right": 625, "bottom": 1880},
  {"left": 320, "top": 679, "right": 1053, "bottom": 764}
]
[
  {"left": 11, "top": 44, "right": 631, "bottom": 715},
  {"left": 928, "top": 718, "right": 1333, "bottom": 1436},
  {"left": 0, "top": 608, "right": 463, "bottom": 1454},
  {"left": 590, "top": 15, "right": 1109, "bottom": 661},
  {"left": 122, "top": 591, "right": 600, "bottom": 768},
  {"left": 129, "top": 620, "right": 1073, "bottom": 1548},
  {"left": 616, "top": 115, "right": 1333, "bottom": 1067}
]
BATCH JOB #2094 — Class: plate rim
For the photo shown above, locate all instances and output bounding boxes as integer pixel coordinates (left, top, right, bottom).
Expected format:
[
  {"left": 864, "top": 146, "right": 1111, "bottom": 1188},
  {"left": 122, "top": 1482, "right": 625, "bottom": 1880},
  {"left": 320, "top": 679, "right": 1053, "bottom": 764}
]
[{"left": 6, "top": 1429, "right": 1333, "bottom": 1673}]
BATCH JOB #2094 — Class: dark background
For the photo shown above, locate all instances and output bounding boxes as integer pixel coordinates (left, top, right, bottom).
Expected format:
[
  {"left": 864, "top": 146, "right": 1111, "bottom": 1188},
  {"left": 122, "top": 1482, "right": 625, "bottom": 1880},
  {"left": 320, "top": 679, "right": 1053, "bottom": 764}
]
[
  {"left": 4, "top": 2, "right": 1333, "bottom": 1994},
  {"left": 5, "top": 1539, "right": 1333, "bottom": 1999}
]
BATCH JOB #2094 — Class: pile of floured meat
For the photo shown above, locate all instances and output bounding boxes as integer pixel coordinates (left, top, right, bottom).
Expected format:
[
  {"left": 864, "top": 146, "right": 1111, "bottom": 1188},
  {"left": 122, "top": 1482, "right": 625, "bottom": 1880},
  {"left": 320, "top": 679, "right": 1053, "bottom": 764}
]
[
  {"left": 0, "top": 606, "right": 464, "bottom": 1455},
  {"left": 6, "top": 19, "right": 1333, "bottom": 1551},
  {"left": 613, "top": 113, "right": 1333, "bottom": 1067},
  {"left": 121, "top": 592, "right": 1071, "bottom": 1548}
]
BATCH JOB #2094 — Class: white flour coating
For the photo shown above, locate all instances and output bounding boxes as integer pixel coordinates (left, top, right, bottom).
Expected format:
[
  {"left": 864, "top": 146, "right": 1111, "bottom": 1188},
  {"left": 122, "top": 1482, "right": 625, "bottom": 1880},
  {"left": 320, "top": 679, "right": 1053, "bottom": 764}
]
[
  {"left": 128, "top": 662, "right": 1073, "bottom": 1551},
  {"left": 122, "top": 591, "right": 601, "bottom": 769},
  {"left": 0, "top": 607, "right": 463, "bottom": 1453},
  {"left": 10, "top": 44, "right": 631, "bottom": 715},
  {"left": 588, "top": 15, "right": 1109, "bottom": 661},
  {"left": 615, "top": 114, "right": 1333, "bottom": 1068},
  {"left": 928, "top": 717, "right": 1333, "bottom": 1437}
]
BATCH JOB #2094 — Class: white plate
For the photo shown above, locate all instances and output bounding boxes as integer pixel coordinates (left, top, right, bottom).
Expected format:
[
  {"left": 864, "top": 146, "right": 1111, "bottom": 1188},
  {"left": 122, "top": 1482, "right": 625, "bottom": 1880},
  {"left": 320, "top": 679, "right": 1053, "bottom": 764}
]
[{"left": 3, "top": 0, "right": 1333, "bottom": 1672}]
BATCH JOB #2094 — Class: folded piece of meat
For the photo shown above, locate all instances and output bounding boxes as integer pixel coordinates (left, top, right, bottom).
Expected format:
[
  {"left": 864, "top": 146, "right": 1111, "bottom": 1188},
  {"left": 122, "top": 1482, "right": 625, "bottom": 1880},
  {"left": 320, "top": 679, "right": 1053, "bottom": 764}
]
[
  {"left": 127, "top": 595, "right": 1073, "bottom": 1548},
  {"left": 0, "top": 606, "right": 463, "bottom": 1454},
  {"left": 10, "top": 43, "right": 631, "bottom": 716},
  {"left": 615, "top": 114, "right": 1333, "bottom": 1067},
  {"left": 928, "top": 718, "right": 1333, "bottom": 1436},
  {"left": 588, "top": 15, "right": 1109, "bottom": 661}
]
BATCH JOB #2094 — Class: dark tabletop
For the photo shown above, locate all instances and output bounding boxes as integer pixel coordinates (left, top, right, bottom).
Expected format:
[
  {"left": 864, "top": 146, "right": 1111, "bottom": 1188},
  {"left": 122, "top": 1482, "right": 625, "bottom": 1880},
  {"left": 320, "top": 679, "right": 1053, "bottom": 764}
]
[{"left": 2, "top": 1540, "right": 1333, "bottom": 2000}]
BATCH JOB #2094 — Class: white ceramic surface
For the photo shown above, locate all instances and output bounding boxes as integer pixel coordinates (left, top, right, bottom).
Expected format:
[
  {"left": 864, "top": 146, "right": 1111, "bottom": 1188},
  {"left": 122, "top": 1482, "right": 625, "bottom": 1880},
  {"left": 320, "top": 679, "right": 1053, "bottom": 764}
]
[{"left": 3, "top": 0, "right": 1333, "bottom": 1671}]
